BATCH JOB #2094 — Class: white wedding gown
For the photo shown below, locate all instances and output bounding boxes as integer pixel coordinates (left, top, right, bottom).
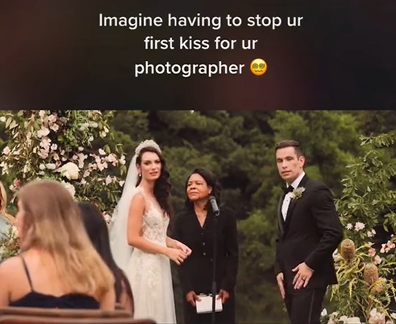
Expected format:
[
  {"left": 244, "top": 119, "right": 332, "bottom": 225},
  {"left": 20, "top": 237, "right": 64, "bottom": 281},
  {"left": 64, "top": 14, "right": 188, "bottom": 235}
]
[{"left": 125, "top": 194, "right": 176, "bottom": 323}]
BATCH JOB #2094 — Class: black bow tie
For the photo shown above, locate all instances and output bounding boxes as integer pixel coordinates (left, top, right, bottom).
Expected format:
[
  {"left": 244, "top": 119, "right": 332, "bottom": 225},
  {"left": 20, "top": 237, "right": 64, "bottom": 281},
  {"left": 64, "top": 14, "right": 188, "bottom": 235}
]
[{"left": 283, "top": 185, "right": 294, "bottom": 194}]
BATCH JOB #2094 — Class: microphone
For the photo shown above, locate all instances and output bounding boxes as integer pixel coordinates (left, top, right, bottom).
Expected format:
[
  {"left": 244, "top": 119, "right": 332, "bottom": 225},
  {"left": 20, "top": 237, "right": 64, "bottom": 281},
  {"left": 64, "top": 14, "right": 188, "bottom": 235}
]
[{"left": 208, "top": 196, "right": 220, "bottom": 217}]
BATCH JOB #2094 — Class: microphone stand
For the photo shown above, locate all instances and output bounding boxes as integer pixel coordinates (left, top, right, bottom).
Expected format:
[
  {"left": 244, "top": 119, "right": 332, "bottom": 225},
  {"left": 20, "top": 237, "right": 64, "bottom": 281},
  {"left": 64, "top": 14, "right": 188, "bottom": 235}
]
[{"left": 211, "top": 209, "right": 219, "bottom": 324}]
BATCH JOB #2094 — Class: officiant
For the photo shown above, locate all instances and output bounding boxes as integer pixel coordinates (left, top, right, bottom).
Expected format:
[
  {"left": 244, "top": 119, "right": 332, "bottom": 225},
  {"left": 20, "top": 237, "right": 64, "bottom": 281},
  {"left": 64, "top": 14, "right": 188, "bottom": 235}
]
[{"left": 172, "top": 168, "right": 239, "bottom": 324}]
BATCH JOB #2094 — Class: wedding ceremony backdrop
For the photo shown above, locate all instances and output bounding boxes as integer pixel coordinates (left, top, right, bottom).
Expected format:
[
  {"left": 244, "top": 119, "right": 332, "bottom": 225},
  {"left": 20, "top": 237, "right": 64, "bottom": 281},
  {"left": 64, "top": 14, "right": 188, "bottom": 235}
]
[{"left": 1, "top": 110, "right": 396, "bottom": 323}]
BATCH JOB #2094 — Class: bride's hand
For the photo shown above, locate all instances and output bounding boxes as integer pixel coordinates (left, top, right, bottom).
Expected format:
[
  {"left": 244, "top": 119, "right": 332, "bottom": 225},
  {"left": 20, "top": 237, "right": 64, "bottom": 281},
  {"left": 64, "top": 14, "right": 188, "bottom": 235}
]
[
  {"left": 175, "top": 241, "right": 192, "bottom": 256},
  {"left": 166, "top": 247, "right": 188, "bottom": 265}
]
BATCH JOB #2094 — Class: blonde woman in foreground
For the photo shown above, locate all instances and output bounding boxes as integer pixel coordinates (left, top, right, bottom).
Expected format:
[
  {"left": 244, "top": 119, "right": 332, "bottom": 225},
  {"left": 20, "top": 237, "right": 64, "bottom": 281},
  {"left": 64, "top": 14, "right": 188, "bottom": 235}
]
[{"left": 0, "top": 180, "right": 115, "bottom": 309}]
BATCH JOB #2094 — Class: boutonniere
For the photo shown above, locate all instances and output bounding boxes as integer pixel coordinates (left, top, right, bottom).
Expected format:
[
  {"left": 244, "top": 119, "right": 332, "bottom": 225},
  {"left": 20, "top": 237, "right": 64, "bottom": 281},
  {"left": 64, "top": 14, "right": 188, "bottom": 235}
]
[{"left": 290, "top": 187, "right": 305, "bottom": 200}]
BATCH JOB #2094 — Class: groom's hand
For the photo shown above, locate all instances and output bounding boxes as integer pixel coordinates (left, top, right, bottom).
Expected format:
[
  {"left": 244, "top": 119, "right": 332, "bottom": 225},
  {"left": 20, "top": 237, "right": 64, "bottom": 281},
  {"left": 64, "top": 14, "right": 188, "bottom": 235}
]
[
  {"left": 276, "top": 272, "right": 286, "bottom": 299},
  {"left": 292, "top": 262, "right": 313, "bottom": 289}
]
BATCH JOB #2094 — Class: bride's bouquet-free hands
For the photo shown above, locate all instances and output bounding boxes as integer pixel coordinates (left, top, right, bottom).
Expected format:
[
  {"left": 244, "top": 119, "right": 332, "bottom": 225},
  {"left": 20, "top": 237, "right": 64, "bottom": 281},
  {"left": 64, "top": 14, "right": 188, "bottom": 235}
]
[
  {"left": 166, "top": 247, "right": 189, "bottom": 265},
  {"left": 165, "top": 240, "right": 192, "bottom": 265},
  {"left": 174, "top": 240, "right": 192, "bottom": 256}
]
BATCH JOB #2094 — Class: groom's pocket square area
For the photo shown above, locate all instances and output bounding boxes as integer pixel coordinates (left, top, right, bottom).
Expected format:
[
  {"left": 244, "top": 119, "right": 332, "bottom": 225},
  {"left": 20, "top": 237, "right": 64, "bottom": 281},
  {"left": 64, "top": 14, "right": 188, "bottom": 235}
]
[{"left": 196, "top": 295, "right": 223, "bottom": 314}]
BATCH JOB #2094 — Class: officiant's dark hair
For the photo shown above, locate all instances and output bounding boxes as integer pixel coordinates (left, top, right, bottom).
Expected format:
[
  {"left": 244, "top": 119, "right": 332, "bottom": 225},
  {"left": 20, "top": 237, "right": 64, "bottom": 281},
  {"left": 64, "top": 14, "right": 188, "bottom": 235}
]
[
  {"left": 184, "top": 168, "right": 222, "bottom": 211},
  {"left": 136, "top": 146, "right": 174, "bottom": 219},
  {"left": 275, "top": 140, "right": 304, "bottom": 157}
]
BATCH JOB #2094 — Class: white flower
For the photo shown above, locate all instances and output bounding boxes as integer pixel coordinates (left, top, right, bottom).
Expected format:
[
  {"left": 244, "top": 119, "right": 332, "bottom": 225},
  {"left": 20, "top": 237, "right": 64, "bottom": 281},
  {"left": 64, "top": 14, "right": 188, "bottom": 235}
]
[
  {"left": 355, "top": 222, "right": 365, "bottom": 231},
  {"left": 290, "top": 187, "right": 305, "bottom": 200},
  {"left": 2, "top": 146, "right": 10, "bottom": 155},
  {"left": 62, "top": 182, "right": 76, "bottom": 197},
  {"left": 105, "top": 175, "right": 112, "bottom": 185},
  {"left": 48, "top": 114, "right": 57, "bottom": 124},
  {"left": 51, "top": 144, "right": 58, "bottom": 151},
  {"left": 0, "top": 116, "right": 6, "bottom": 122},
  {"left": 45, "top": 163, "right": 56, "bottom": 170},
  {"left": 343, "top": 317, "right": 360, "bottom": 324},
  {"left": 57, "top": 162, "right": 79, "bottom": 180},
  {"left": 11, "top": 225, "right": 18, "bottom": 236},
  {"left": 0, "top": 162, "right": 8, "bottom": 174},
  {"left": 321, "top": 308, "right": 328, "bottom": 317},
  {"left": 98, "top": 149, "right": 106, "bottom": 155},
  {"left": 106, "top": 153, "right": 117, "bottom": 164},
  {"left": 23, "top": 164, "right": 30, "bottom": 173},
  {"left": 39, "top": 164, "right": 46, "bottom": 170},
  {"left": 39, "top": 110, "right": 46, "bottom": 118},
  {"left": 119, "top": 180, "right": 125, "bottom": 187},
  {"left": 103, "top": 211, "right": 111, "bottom": 224},
  {"left": 77, "top": 153, "right": 87, "bottom": 169},
  {"left": 38, "top": 149, "right": 49, "bottom": 159},
  {"left": 37, "top": 127, "right": 50, "bottom": 138},
  {"left": 97, "top": 162, "right": 108, "bottom": 171},
  {"left": 50, "top": 124, "right": 59, "bottom": 132},
  {"left": 79, "top": 123, "right": 89, "bottom": 131}
]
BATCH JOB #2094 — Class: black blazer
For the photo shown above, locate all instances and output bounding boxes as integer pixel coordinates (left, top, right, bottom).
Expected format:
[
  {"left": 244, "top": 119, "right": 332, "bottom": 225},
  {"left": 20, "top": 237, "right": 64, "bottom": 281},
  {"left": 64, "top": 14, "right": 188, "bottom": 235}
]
[
  {"left": 274, "top": 175, "right": 344, "bottom": 289},
  {"left": 172, "top": 206, "right": 239, "bottom": 295}
]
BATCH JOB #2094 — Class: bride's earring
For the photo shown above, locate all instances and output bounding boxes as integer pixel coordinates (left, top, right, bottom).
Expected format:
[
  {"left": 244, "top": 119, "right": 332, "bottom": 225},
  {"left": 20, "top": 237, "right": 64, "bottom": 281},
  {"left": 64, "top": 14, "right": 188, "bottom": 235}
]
[{"left": 138, "top": 173, "right": 142, "bottom": 177}]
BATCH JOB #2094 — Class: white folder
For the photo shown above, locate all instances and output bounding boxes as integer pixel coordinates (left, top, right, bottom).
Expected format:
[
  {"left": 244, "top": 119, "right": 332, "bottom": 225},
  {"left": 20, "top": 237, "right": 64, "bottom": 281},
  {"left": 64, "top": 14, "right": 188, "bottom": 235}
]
[{"left": 195, "top": 294, "right": 223, "bottom": 314}]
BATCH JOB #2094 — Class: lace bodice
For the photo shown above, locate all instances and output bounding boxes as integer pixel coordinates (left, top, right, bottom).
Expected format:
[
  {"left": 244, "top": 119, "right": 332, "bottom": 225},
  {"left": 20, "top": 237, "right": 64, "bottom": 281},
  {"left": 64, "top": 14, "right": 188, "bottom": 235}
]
[{"left": 141, "top": 201, "right": 169, "bottom": 246}]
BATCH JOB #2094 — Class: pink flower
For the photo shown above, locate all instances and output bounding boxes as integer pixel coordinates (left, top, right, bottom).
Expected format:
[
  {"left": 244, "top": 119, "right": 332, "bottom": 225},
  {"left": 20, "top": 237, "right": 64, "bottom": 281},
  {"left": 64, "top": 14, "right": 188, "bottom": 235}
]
[
  {"left": 48, "top": 114, "right": 57, "bottom": 124},
  {"left": 13, "top": 179, "right": 22, "bottom": 188},
  {"left": 38, "top": 150, "right": 49, "bottom": 159},
  {"left": 386, "top": 241, "right": 395, "bottom": 250},
  {"left": 37, "top": 127, "right": 50, "bottom": 138},
  {"left": 355, "top": 222, "right": 365, "bottom": 231},
  {"left": 368, "top": 248, "right": 376, "bottom": 257},
  {"left": 367, "top": 229, "right": 376, "bottom": 238},
  {"left": 374, "top": 255, "right": 382, "bottom": 265}
]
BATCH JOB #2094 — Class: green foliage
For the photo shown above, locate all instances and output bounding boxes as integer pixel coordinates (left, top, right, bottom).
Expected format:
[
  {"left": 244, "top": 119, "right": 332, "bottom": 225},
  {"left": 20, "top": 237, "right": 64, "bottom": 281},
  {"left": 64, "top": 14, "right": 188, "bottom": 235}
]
[
  {"left": 269, "top": 110, "right": 363, "bottom": 194},
  {"left": 326, "top": 132, "right": 396, "bottom": 322},
  {"left": 336, "top": 133, "right": 396, "bottom": 247},
  {"left": 0, "top": 225, "right": 19, "bottom": 262},
  {"left": 0, "top": 110, "right": 127, "bottom": 213}
]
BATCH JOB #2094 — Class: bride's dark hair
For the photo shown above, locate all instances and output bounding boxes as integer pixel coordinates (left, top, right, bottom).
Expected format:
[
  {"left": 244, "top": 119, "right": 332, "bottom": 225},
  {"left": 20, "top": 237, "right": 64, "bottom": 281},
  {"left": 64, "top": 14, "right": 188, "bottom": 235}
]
[{"left": 135, "top": 147, "right": 173, "bottom": 218}]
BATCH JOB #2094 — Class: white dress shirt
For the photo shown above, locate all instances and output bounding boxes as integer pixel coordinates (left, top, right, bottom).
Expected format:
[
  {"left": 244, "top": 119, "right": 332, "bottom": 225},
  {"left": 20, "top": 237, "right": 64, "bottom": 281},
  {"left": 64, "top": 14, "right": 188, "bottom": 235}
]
[{"left": 281, "top": 172, "right": 305, "bottom": 220}]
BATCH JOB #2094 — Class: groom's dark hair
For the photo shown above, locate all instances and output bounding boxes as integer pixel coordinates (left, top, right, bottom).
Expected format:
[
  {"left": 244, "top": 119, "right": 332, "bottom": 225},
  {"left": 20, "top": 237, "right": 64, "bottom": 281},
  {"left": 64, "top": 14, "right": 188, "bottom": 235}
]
[{"left": 275, "top": 140, "right": 304, "bottom": 157}]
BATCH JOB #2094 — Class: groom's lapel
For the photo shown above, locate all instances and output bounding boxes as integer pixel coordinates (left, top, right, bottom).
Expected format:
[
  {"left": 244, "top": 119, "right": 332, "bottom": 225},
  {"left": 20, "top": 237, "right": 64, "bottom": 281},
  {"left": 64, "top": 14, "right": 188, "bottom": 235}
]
[
  {"left": 277, "top": 192, "right": 286, "bottom": 236},
  {"left": 284, "top": 175, "right": 309, "bottom": 231}
]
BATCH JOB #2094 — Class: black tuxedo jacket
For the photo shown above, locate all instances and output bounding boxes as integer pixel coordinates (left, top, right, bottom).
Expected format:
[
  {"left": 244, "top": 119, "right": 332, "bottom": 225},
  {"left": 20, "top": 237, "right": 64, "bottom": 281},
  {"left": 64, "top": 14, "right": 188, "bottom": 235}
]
[{"left": 274, "top": 175, "right": 344, "bottom": 289}]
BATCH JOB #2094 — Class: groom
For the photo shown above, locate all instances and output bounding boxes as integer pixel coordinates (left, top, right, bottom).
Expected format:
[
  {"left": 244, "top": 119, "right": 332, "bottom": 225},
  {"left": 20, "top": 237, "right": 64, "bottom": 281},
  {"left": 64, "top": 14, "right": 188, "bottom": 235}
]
[{"left": 274, "top": 140, "right": 343, "bottom": 324}]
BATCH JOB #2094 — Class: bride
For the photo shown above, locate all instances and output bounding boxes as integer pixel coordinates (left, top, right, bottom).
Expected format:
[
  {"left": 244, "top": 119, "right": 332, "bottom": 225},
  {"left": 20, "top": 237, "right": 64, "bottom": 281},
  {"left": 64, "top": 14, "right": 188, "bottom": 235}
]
[{"left": 109, "top": 140, "right": 191, "bottom": 323}]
